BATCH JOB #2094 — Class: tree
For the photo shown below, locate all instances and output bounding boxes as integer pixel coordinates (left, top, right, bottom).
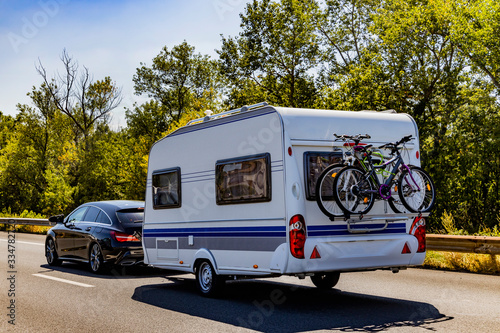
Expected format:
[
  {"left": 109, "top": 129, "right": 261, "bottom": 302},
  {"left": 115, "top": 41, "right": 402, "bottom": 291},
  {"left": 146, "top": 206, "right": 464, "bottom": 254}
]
[
  {"left": 218, "top": 0, "right": 321, "bottom": 108},
  {"left": 36, "top": 49, "right": 122, "bottom": 149},
  {"left": 133, "top": 41, "right": 222, "bottom": 123},
  {"left": 125, "top": 100, "right": 170, "bottom": 149},
  {"left": 0, "top": 112, "right": 14, "bottom": 151},
  {"left": 0, "top": 90, "right": 69, "bottom": 213},
  {"left": 436, "top": 84, "right": 500, "bottom": 231},
  {"left": 436, "top": 0, "right": 500, "bottom": 92}
]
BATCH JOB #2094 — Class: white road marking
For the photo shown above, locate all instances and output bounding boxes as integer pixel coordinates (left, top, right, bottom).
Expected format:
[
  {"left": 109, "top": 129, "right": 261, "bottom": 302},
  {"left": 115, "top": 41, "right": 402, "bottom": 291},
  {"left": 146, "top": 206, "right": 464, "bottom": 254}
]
[
  {"left": 0, "top": 238, "right": 44, "bottom": 246},
  {"left": 33, "top": 274, "right": 95, "bottom": 288}
]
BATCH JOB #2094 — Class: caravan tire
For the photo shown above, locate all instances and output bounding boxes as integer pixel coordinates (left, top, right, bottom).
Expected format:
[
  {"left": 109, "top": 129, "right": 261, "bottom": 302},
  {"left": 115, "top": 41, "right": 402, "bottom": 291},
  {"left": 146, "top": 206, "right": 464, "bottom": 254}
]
[
  {"left": 195, "top": 260, "right": 224, "bottom": 297},
  {"left": 310, "top": 272, "right": 340, "bottom": 290}
]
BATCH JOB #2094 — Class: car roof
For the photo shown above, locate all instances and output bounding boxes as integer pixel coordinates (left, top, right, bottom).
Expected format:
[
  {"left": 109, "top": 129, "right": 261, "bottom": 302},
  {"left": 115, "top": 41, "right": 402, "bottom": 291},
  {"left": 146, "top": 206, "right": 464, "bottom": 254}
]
[{"left": 81, "top": 200, "right": 144, "bottom": 215}]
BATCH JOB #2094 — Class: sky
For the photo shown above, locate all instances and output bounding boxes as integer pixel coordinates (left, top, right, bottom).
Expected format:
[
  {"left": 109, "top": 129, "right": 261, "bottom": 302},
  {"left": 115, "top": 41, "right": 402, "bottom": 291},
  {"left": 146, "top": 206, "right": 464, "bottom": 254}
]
[{"left": 0, "top": 0, "right": 250, "bottom": 128}]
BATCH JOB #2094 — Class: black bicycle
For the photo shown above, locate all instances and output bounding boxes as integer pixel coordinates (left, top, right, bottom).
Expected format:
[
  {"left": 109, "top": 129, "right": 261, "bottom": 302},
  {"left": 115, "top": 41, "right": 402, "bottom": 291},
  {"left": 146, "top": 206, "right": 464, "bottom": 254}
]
[{"left": 324, "top": 135, "right": 436, "bottom": 216}]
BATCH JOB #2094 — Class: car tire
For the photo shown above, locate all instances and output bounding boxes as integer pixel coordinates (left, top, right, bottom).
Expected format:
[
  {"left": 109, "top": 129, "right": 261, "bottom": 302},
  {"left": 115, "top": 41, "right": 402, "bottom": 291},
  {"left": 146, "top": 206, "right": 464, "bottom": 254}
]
[
  {"left": 89, "top": 243, "right": 107, "bottom": 274},
  {"left": 45, "top": 238, "right": 62, "bottom": 266}
]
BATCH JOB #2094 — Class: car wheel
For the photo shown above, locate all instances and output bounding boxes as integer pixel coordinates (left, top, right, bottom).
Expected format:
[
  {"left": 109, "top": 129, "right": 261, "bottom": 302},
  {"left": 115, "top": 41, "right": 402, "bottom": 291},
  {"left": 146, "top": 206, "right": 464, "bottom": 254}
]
[
  {"left": 45, "top": 238, "right": 62, "bottom": 266},
  {"left": 89, "top": 243, "right": 106, "bottom": 274},
  {"left": 310, "top": 272, "right": 340, "bottom": 290},
  {"left": 195, "top": 260, "right": 224, "bottom": 297}
]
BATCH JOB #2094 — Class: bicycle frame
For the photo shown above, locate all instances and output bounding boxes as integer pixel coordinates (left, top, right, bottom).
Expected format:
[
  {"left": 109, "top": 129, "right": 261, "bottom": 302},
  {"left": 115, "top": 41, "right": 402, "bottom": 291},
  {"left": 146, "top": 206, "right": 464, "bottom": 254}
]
[{"left": 357, "top": 145, "right": 420, "bottom": 200}]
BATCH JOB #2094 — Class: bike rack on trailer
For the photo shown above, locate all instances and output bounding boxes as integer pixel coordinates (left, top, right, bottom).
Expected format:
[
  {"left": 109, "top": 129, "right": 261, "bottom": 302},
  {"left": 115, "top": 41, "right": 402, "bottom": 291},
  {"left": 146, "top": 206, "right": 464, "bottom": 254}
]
[{"left": 329, "top": 212, "right": 431, "bottom": 234}]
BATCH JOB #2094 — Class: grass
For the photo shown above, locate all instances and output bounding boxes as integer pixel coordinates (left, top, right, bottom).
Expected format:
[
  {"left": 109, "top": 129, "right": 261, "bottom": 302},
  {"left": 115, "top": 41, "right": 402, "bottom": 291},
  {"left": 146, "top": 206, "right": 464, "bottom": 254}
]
[
  {"left": 0, "top": 224, "right": 51, "bottom": 234},
  {"left": 422, "top": 210, "right": 500, "bottom": 275},
  {"left": 0, "top": 209, "right": 50, "bottom": 234},
  {"left": 423, "top": 250, "right": 500, "bottom": 275}
]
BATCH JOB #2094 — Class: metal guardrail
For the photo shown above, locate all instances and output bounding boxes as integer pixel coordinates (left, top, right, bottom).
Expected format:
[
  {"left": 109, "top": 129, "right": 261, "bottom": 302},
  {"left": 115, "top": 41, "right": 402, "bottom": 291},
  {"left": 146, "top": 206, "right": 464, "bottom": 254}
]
[
  {"left": 1, "top": 218, "right": 499, "bottom": 255},
  {"left": 426, "top": 234, "right": 500, "bottom": 255},
  {"left": 0, "top": 217, "right": 53, "bottom": 227}
]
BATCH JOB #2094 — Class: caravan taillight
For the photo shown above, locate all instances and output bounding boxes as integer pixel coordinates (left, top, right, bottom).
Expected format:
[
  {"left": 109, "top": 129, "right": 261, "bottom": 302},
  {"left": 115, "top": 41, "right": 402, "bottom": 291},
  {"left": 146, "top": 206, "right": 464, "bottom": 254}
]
[
  {"left": 289, "top": 214, "right": 306, "bottom": 259},
  {"left": 409, "top": 216, "right": 426, "bottom": 253}
]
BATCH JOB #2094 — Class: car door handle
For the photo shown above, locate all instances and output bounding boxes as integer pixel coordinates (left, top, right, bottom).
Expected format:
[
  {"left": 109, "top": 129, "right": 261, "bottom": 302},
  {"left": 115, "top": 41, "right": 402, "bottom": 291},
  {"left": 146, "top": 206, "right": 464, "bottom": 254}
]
[{"left": 86, "top": 227, "right": 92, "bottom": 231}]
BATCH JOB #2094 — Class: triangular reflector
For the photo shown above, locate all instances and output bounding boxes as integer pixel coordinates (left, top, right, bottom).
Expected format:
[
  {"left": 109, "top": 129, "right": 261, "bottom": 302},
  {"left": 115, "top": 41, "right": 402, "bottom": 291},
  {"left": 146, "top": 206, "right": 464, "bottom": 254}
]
[
  {"left": 310, "top": 246, "right": 321, "bottom": 259},
  {"left": 402, "top": 242, "right": 411, "bottom": 254}
]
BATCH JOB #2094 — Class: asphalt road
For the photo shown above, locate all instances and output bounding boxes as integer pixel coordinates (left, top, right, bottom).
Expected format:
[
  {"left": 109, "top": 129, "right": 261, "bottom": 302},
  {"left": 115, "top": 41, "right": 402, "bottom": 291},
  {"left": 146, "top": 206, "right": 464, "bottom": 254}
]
[{"left": 1, "top": 231, "right": 499, "bottom": 332}]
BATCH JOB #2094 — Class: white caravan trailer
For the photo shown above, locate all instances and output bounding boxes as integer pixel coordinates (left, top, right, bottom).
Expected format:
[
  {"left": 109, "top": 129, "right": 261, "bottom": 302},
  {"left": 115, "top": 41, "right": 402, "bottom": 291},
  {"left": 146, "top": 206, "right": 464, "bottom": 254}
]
[{"left": 142, "top": 102, "right": 427, "bottom": 296}]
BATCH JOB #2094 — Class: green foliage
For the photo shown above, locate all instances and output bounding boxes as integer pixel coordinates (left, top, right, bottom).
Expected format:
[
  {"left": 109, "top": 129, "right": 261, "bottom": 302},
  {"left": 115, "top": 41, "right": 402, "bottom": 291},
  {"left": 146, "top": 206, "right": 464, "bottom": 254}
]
[
  {"left": 436, "top": 0, "right": 500, "bottom": 91},
  {"left": 133, "top": 41, "right": 223, "bottom": 123},
  {"left": 0, "top": 209, "right": 45, "bottom": 218},
  {"left": 218, "top": 0, "right": 321, "bottom": 108}
]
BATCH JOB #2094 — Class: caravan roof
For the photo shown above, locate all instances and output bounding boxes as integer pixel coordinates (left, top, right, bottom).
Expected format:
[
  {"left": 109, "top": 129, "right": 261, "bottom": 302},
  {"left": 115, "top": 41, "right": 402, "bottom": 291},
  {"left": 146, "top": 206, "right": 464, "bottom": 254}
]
[{"left": 180, "top": 102, "right": 418, "bottom": 145}]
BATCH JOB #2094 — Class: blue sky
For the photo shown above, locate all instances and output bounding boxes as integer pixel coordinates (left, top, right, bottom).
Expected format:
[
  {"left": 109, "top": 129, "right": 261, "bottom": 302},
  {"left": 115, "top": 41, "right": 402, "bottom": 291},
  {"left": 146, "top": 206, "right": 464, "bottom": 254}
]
[{"left": 0, "top": 0, "right": 250, "bottom": 127}]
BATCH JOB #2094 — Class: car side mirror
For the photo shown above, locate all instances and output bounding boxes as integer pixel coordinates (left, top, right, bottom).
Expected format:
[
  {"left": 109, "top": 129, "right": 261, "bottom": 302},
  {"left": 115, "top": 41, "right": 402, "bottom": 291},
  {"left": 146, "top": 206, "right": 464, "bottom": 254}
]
[{"left": 49, "top": 214, "right": 65, "bottom": 224}]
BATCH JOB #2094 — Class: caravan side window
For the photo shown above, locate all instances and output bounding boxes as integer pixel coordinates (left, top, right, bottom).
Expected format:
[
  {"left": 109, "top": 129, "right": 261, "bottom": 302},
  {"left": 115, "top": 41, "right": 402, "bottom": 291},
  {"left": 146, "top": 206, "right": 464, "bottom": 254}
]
[
  {"left": 304, "top": 152, "right": 343, "bottom": 200},
  {"left": 216, "top": 153, "right": 271, "bottom": 205},
  {"left": 152, "top": 168, "right": 181, "bottom": 209}
]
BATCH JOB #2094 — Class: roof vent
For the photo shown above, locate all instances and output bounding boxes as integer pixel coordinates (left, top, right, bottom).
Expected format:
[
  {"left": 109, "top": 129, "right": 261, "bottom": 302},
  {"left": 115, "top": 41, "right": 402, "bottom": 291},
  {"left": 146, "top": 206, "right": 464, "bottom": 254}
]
[{"left": 203, "top": 110, "right": 213, "bottom": 121}]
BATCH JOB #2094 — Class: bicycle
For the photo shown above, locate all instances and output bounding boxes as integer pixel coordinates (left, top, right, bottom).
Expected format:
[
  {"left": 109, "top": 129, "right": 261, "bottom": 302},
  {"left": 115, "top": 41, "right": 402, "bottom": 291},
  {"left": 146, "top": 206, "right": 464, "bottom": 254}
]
[
  {"left": 331, "top": 135, "right": 436, "bottom": 216},
  {"left": 316, "top": 134, "right": 399, "bottom": 218}
]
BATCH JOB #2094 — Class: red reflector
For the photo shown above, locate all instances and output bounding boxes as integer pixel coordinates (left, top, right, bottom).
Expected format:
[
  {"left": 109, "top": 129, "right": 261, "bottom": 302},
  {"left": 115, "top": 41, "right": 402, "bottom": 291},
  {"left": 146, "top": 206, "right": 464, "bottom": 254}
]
[
  {"left": 310, "top": 246, "right": 321, "bottom": 259},
  {"left": 416, "top": 151, "right": 420, "bottom": 159},
  {"left": 288, "top": 147, "right": 292, "bottom": 156},
  {"left": 111, "top": 231, "right": 140, "bottom": 242},
  {"left": 402, "top": 242, "right": 411, "bottom": 254}
]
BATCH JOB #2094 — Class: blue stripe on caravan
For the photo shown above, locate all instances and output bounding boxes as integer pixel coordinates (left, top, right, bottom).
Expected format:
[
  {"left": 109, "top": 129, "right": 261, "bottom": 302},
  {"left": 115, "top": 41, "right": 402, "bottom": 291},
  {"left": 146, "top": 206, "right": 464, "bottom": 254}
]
[
  {"left": 307, "top": 223, "right": 406, "bottom": 237},
  {"left": 143, "top": 226, "right": 287, "bottom": 238},
  {"left": 145, "top": 231, "right": 285, "bottom": 238}
]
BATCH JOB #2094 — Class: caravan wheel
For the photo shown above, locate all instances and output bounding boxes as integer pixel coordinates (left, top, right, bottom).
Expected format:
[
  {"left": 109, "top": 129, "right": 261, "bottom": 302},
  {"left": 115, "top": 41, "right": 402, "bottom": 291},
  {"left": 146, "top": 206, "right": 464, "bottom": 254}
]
[
  {"left": 310, "top": 272, "right": 340, "bottom": 290},
  {"left": 195, "top": 261, "right": 224, "bottom": 297}
]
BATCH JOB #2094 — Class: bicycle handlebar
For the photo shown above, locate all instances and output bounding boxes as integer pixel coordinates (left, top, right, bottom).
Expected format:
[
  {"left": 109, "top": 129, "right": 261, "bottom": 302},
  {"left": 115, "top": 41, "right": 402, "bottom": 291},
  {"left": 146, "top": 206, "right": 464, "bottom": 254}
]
[{"left": 379, "top": 135, "right": 413, "bottom": 150}]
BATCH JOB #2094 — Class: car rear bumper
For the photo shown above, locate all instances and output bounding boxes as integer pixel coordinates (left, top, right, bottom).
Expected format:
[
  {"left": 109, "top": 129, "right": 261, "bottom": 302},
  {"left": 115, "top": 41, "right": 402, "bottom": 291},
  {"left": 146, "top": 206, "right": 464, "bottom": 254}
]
[{"left": 104, "top": 247, "right": 144, "bottom": 266}]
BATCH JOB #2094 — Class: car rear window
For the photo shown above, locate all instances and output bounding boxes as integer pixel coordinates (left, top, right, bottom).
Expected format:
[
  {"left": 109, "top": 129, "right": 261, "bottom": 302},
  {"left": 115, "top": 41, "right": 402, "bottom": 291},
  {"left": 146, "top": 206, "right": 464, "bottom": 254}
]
[{"left": 116, "top": 209, "right": 144, "bottom": 228}]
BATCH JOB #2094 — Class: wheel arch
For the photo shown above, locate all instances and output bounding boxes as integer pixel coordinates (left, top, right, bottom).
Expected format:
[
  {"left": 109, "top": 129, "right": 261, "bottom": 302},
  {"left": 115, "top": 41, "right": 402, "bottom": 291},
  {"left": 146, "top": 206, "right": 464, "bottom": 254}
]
[
  {"left": 193, "top": 248, "right": 218, "bottom": 274},
  {"left": 45, "top": 233, "right": 58, "bottom": 251}
]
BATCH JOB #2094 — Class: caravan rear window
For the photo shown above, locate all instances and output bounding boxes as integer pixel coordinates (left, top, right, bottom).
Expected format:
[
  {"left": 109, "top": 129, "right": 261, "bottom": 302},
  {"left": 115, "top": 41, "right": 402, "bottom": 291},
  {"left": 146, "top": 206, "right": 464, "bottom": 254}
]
[
  {"left": 304, "top": 152, "right": 343, "bottom": 200},
  {"left": 152, "top": 168, "right": 181, "bottom": 209},
  {"left": 216, "top": 153, "right": 271, "bottom": 205}
]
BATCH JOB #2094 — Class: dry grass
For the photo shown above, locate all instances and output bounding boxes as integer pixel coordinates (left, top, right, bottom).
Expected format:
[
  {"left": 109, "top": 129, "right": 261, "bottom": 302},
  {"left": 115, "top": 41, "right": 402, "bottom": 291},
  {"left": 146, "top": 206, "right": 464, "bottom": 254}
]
[
  {"left": 0, "top": 224, "right": 51, "bottom": 234},
  {"left": 424, "top": 250, "right": 500, "bottom": 275}
]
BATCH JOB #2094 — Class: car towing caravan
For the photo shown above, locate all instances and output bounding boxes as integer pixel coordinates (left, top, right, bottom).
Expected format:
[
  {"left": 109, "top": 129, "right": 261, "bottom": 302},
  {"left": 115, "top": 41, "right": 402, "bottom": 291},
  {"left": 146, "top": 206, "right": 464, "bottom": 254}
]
[{"left": 142, "top": 102, "right": 428, "bottom": 296}]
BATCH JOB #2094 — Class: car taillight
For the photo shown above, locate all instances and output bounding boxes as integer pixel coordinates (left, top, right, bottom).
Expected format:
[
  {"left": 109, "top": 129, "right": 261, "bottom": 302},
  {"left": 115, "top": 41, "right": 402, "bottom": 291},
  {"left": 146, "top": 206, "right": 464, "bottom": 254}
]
[
  {"left": 111, "top": 231, "right": 140, "bottom": 242},
  {"left": 409, "top": 216, "right": 426, "bottom": 252},
  {"left": 289, "top": 214, "right": 306, "bottom": 259}
]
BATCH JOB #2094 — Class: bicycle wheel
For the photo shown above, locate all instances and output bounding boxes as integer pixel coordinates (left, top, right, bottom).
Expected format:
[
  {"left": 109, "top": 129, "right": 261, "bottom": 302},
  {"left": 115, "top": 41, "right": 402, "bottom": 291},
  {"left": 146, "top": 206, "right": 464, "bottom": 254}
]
[
  {"left": 333, "top": 166, "right": 375, "bottom": 215},
  {"left": 387, "top": 175, "right": 412, "bottom": 214},
  {"left": 397, "top": 166, "right": 436, "bottom": 213},
  {"left": 316, "top": 163, "right": 346, "bottom": 218}
]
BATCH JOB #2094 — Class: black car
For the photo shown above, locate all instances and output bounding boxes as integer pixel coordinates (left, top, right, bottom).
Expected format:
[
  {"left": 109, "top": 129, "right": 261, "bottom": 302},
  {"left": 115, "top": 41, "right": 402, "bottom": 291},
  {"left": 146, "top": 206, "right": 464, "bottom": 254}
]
[{"left": 45, "top": 200, "right": 145, "bottom": 273}]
